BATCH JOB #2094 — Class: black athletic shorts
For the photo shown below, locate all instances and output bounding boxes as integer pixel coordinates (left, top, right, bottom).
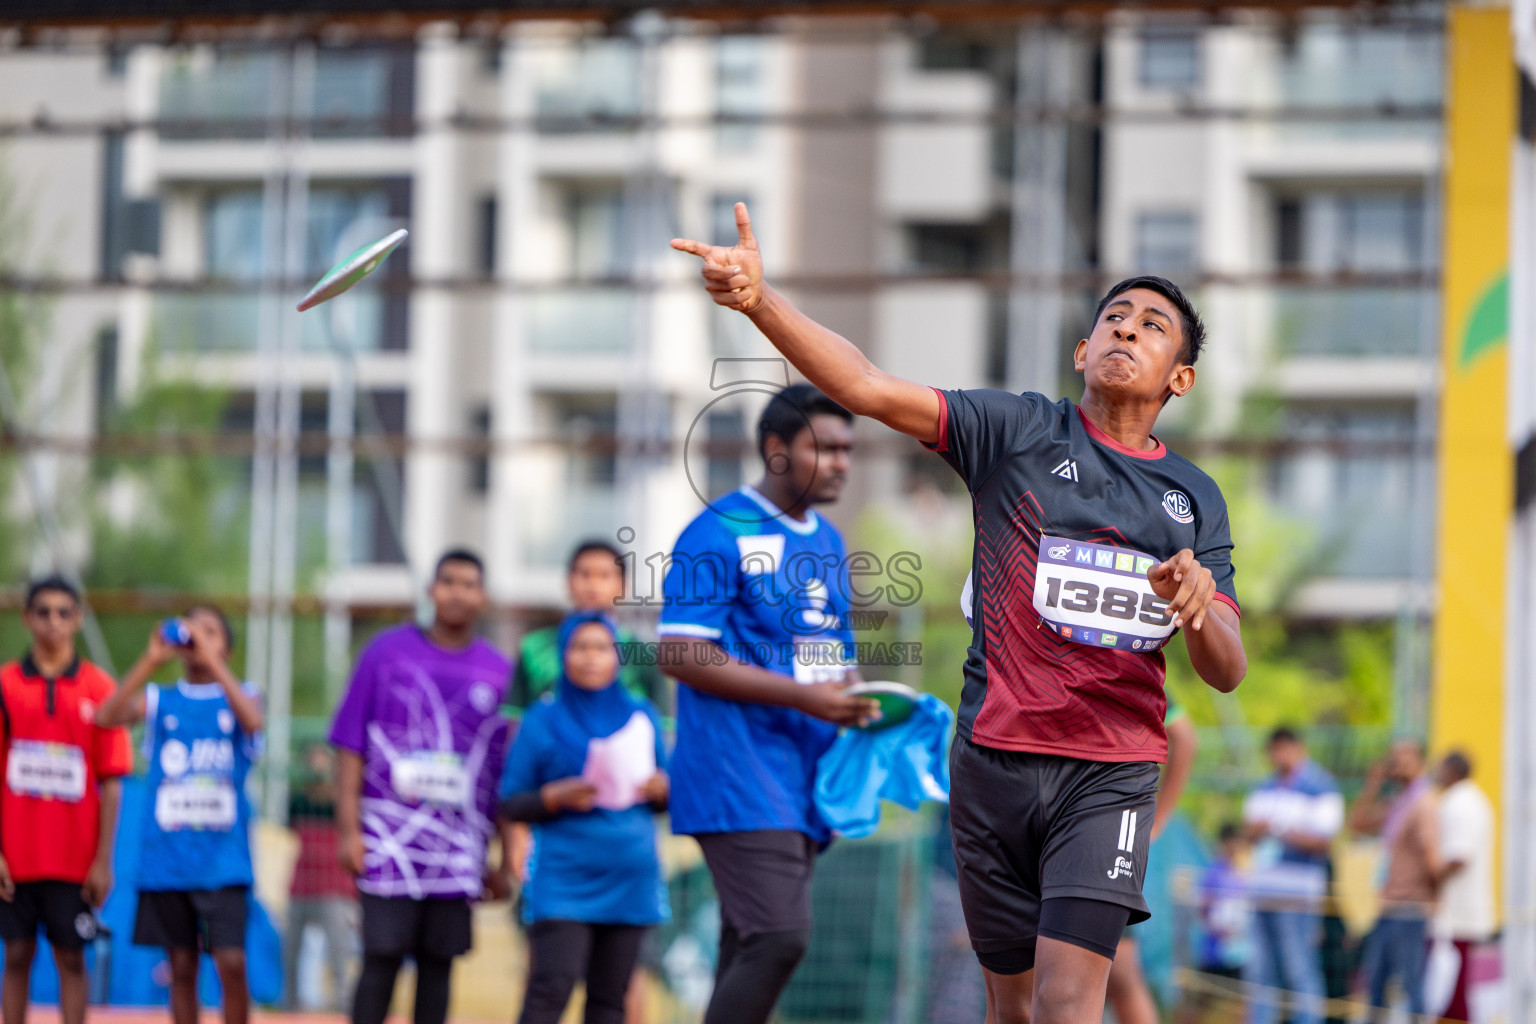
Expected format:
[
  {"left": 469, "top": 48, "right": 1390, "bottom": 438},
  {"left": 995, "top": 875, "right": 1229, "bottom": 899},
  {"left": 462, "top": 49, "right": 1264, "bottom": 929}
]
[
  {"left": 134, "top": 887, "right": 249, "bottom": 951},
  {"left": 0, "top": 880, "right": 97, "bottom": 950},
  {"left": 949, "top": 736, "right": 1158, "bottom": 958},
  {"left": 695, "top": 830, "right": 817, "bottom": 938},
  {"left": 359, "top": 893, "right": 473, "bottom": 959}
]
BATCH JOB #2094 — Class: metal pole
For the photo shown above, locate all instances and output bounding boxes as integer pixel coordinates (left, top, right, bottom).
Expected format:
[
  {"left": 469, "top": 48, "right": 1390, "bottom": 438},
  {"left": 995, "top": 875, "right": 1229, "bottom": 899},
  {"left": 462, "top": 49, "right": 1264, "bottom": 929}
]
[
  {"left": 1006, "top": 23, "right": 1071, "bottom": 395},
  {"left": 616, "top": 12, "right": 667, "bottom": 559},
  {"left": 262, "top": 40, "right": 315, "bottom": 823},
  {"left": 325, "top": 306, "right": 357, "bottom": 708}
]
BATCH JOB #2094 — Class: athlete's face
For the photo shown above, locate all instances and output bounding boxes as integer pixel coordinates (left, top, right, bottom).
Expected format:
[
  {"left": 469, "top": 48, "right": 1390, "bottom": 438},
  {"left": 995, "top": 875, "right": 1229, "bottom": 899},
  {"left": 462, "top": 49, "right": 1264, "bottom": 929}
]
[
  {"left": 429, "top": 559, "right": 487, "bottom": 630},
  {"left": 765, "top": 413, "right": 854, "bottom": 506},
  {"left": 564, "top": 621, "right": 619, "bottom": 691},
  {"left": 23, "top": 591, "right": 80, "bottom": 652},
  {"left": 568, "top": 551, "right": 625, "bottom": 612},
  {"left": 1074, "top": 288, "right": 1195, "bottom": 405}
]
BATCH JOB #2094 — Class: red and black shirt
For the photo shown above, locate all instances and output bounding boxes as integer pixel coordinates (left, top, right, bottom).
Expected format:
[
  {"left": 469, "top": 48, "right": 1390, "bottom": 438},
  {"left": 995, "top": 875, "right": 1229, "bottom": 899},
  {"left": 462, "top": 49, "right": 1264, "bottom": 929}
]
[
  {"left": 0, "top": 654, "right": 134, "bottom": 884},
  {"left": 929, "top": 389, "right": 1240, "bottom": 763}
]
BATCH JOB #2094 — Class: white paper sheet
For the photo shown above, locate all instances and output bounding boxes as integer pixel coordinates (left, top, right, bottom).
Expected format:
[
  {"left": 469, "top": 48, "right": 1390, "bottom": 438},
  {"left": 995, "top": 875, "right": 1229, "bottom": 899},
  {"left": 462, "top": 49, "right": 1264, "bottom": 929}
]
[{"left": 581, "top": 711, "right": 657, "bottom": 812}]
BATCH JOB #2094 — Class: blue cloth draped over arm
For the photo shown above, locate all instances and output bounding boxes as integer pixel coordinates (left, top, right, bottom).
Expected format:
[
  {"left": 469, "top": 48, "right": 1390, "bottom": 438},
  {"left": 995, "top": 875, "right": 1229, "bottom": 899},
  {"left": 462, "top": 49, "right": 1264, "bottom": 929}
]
[{"left": 813, "top": 693, "right": 953, "bottom": 839}]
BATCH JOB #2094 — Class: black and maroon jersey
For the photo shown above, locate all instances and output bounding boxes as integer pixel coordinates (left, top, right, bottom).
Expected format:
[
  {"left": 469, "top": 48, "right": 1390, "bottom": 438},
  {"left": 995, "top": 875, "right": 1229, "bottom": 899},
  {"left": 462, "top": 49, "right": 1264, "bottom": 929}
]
[{"left": 928, "top": 388, "right": 1240, "bottom": 764}]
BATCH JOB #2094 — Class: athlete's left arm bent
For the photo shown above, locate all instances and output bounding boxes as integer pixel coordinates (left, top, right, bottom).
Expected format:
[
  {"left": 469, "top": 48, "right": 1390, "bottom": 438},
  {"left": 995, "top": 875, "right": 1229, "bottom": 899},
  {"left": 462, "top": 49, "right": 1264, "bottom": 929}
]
[
  {"left": 1184, "top": 602, "right": 1244, "bottom": 693},
  {"left": 1149, "top": 549, "right": 1245, "bottom": 693}
]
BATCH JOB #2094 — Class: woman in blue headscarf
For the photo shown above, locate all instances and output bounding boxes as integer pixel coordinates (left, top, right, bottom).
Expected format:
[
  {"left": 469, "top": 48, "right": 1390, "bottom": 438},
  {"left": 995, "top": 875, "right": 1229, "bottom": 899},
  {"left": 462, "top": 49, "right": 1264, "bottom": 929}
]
[{"left": 498, "top": 610, "right": 670, "bottom": 1024}]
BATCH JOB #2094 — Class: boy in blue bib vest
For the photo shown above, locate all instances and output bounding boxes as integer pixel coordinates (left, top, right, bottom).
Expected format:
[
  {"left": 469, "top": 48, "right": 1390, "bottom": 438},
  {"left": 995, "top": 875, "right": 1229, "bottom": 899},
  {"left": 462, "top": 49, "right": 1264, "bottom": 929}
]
[{"left": 96, "top": 606, "right": 264, "bottom": 1024}]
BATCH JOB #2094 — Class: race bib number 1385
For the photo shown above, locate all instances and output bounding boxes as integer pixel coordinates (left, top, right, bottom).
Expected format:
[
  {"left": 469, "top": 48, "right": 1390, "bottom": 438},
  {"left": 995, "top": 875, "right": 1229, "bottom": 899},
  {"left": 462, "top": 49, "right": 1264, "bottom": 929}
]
[{"left": 1033, "top": 535, "right": 1175, "bottom": 652}]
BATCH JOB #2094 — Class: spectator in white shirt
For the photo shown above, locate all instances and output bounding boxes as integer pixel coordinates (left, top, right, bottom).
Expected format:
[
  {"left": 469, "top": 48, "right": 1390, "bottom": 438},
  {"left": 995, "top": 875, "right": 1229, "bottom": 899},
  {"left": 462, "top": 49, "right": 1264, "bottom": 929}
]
[{"left": 1432, "top": 751, "right": 1494, "bottom": 1023}]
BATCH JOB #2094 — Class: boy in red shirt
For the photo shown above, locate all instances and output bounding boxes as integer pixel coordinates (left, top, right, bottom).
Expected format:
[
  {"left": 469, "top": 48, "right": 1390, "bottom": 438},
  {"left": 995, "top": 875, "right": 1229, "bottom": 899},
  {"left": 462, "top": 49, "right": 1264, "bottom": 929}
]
[{"left": 0, "top": 577, "right": 134, "bottom": 1024}]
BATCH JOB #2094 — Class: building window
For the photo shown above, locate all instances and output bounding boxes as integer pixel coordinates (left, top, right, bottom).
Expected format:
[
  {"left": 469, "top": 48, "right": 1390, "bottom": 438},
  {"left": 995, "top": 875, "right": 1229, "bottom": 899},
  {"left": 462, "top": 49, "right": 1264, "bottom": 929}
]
[
  {"left": 564, "top": 182, "right": 630, "bottom": 279},
  {"left": 477, "top": 195, "right": 497, "bottom": 279},
  {"left": 905, "top": 217, "right": 1009, "bottom": 273},
  {"left": 1133, "top": 211, "right": 1198, "bottom": 274},
  {"left": 1267, "top": 405, "right": 1419, "bottom": 578},
  {"left": 915, "top": 32, "right": 993, "bottom": 72},
  {"left": 469, "top": 406, "right": 491, "bottom": 494},
  {"left": 1139, "top": 28, "right": 1201, "bottom": 90},
  {"left": 94, "top": 327, "right": 119, "bottom": 429},
  {"left": 705, "top": 409, "right": 745, "bottom": 499},
  {"left": 1272, "top": 189, "right": 1427, "bottom": 272},
  {"left": 711, "top": 193, "right": 753, "bottom": 248},
  {"left": 716, "top": 36, "right": 765, "bottom": 150}
]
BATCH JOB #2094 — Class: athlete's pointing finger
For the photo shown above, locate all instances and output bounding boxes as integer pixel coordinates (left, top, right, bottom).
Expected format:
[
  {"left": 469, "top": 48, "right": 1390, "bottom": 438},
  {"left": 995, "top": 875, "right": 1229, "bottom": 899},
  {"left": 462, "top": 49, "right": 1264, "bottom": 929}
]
[
  {"left": 735, "top": 202, "right": 756, "bottom": 247},
  {"left": 671, "top": 237, "right": 712, "bottom": 257}
]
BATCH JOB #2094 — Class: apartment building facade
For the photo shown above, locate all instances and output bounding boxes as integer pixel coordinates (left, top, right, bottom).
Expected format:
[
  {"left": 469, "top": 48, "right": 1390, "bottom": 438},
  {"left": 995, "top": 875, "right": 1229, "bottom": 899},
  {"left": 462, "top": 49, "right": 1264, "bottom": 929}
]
[{"left": 0, "top": 6, "right": 1442, "bottom": 636}]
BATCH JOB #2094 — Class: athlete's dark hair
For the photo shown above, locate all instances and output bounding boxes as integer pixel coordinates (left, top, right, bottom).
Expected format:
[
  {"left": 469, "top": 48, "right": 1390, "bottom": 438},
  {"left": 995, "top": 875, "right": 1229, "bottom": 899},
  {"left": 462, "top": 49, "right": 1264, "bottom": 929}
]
[
  {"left": 434, "top": 548, "right": 485, "bottom": 582},
  {"left": 1441, "top": 750, "right": 1472, "bottom": 783},
  {"left": 185, "top": 603, "right": 237, "bottom": 652},
  {"left": 1267, "top": 726, "right": 1301, "bottom": 747},
  {"left": 1093, "top": 275, "right": 1207, "bottom": 366},
  {"left": 25, "top": 575, "right": 80, "bottom": 611},
  {"left": 1217, "top": 822, "right": 1243, "bottom": 844},
  {"left": 757, "top": 383, "right": 853, "bottom": 461},
  {"left": 568, "top": 539, "right": 625, "bottom": 581}
]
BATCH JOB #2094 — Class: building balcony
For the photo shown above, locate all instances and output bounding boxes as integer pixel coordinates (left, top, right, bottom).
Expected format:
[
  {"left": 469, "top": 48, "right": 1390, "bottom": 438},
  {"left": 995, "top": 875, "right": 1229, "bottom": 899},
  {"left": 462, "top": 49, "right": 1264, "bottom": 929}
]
[
  {"left": 1266, "top": 284, "right": 1437, "bottom": 359},
  {"left": 525, "top": 286, "right": 635, "bottom": 354},
  {"left": 157, "top": 46, "right": 414, "bottom": 139},
  {"left": 152, "top": 290, "right": 397, "bottom": 353}
]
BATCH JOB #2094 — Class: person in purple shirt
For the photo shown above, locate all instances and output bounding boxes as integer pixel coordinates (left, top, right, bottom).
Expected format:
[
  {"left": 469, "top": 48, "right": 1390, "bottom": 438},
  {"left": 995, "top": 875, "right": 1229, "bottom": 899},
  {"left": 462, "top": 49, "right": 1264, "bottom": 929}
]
[{"left": 330, "top": 549, "right": 513, "bottom": 1024}]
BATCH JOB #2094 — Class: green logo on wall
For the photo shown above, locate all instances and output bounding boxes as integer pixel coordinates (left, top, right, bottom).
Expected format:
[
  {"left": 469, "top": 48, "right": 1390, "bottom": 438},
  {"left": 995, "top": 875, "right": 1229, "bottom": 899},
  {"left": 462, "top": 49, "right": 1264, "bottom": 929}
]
[{"left": 1459, "top": 270, "right": 1508, "bottom": 369}]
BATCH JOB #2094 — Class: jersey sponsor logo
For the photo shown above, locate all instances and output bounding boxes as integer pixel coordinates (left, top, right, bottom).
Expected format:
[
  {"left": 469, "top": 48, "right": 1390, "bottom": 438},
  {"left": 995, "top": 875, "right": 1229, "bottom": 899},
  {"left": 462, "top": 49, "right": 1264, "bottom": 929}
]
[
  {"left": 469, "top": 682, "right": 498, "bottom": 715},
  {"left": 1116, "top": 809, "right": 1138, "bottom": 852},
  {"left": 217, "top": 709, "right": 235, "bottom": 734},
  {"left": 1162, "top": 489, "right": 1194, "bottom": 524},
  {"left": 161, "top": 738, "right": 234, "bottom": 779},
  {"left": 1109, "top": 808, "right": 1139, "bottom": 876},
  {"left": 78, "top": 699, "right": 96, "bottom": 724},
  {"left": 1051, "top": 458, "right": 1079, "bottom": 482},
  {"left": 74, "top": 913, "right": 97, "bottom": 940},
  {"left": 164, "top": 714, "right": 178, "bottom": 732}
]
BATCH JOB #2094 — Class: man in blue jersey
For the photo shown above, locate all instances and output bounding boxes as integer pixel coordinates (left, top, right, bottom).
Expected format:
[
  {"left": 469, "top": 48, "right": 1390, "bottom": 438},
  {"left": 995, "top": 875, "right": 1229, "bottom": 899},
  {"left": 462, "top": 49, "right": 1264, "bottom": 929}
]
[
  {"left": 658, "top": 383, "right": 880, "bottom": 1024},
  {"left": 97, "top": 606, "right": 264, "bottom": 1024}
]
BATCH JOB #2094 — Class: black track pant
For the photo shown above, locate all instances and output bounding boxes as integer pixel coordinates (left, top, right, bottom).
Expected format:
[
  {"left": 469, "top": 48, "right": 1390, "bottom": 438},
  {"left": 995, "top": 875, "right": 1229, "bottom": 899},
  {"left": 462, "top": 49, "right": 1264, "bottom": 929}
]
[{"left": 517, "top": 920, "right": 647, "bottom": 1024}]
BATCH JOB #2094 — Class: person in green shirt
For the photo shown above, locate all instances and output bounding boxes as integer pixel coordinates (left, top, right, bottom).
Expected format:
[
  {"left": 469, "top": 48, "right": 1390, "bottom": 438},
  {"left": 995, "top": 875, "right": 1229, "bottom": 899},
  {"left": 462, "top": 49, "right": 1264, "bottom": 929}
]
[{"left": 505, "top": 540, "right": 670, "bottom": 718}]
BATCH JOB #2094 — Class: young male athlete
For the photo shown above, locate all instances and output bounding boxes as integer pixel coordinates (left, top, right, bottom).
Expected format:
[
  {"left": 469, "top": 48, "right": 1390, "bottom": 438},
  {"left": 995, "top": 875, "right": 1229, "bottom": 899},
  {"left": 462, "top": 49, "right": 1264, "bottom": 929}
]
[
  {"left": 0, "top": 577, "right": 134, "bottom": 1024},
  {"left": 673, "top": 206, "right": 1247, "bottom": 1024},
  {"left": 96, "top": 606, "right": 263, "bottom": 1024},
  {"left": 657, "top": 384, "right": 880, "bottom": 1024},
  {"left": 330, "top": 549, "right": 513, "bottom": 1024}
]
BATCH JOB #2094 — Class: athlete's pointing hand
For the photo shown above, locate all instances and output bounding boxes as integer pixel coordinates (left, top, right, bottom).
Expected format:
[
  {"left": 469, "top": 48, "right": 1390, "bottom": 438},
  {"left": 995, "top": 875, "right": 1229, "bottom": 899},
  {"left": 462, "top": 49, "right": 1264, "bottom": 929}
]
[
  {"left": 672, "top": 202, "right": 766, "bottom": 314},
  {"left": 1148, "top": 548, "right": 1217, "bottom": 632}
]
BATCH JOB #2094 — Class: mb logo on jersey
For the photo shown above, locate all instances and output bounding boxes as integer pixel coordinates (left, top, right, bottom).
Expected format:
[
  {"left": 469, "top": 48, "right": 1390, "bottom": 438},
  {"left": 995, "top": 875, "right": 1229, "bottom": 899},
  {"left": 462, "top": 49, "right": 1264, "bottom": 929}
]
[
  {"left": 1162, "top": 489, "right": 1193, "bottom": 524},
  {"left": 1108, "top": 808, "right": 1138, "bottom": 880},
  {"left": 1052, "top": 459, "right": 1079, "bottom": 482}
]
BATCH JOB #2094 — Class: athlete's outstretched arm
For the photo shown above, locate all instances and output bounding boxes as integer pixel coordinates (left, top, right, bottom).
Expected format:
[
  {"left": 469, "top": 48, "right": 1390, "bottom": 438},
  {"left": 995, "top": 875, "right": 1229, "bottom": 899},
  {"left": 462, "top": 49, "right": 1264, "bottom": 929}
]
[{"left": 672, "top": 203, "right": 941, "bottom": 444}]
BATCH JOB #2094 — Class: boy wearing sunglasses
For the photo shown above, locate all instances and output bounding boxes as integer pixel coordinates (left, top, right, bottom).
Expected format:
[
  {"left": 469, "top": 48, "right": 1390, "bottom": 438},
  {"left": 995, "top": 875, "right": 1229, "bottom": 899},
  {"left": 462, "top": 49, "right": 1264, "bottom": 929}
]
[{"left": 0, "top": 577, "right": 134, "bottom": 1024}]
